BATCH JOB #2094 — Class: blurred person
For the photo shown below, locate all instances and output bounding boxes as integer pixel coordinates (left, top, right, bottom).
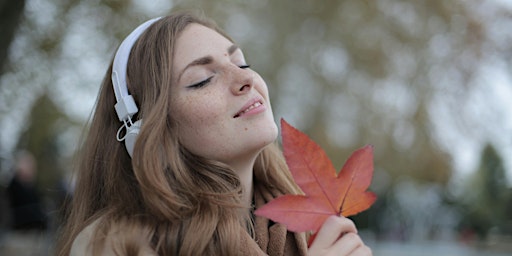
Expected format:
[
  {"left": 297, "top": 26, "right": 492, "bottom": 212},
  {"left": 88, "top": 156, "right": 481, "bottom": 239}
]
[
  {"left": 56, "top": 11, "right": 372, "bottom": 256},
  {"left": 6, "top": 150, "right": 47, "bottom": 231},
  {"left": 2, "top": 150, "right": 48, "bottom": 255}
]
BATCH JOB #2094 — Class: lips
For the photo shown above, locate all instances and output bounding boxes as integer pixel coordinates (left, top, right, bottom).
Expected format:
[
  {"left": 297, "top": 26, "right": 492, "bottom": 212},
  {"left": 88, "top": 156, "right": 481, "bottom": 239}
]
[{"left": 234, "top": 98, "right": 264, "bottom": 118}]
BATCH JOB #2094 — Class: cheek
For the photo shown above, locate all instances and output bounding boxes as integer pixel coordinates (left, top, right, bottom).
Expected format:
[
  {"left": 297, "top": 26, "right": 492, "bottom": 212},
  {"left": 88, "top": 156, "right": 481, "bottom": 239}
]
[
  {"left": 172, "top": 95, "right": 226, "bottom": 147},
  {"left": 178, "top": 96, "right": 223, "bottom": 125},
  {"left": 255, "top": 75, "right": 270, "bottom": 99}
]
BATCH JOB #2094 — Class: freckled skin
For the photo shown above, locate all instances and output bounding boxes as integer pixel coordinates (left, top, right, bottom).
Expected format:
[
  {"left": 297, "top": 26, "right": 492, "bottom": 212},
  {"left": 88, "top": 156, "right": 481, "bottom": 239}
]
[{"left": 170, "top": 24, "right": 278, "bottom": 170}]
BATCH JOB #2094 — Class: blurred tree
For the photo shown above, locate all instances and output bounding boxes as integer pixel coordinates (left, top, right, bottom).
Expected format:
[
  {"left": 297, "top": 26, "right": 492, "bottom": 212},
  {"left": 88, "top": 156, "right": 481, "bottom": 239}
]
[
  {"left": 506, "top": 188, "right": 512, "bottom": 235},
  {"left": 3, "top": 0, "right": 503, "bottom": 188},
  {"left": 460, "top": 144, "right": 511, "bottom": 238},
  {"left": 0, "top": 0, "right": 25, "bottom": 75}
]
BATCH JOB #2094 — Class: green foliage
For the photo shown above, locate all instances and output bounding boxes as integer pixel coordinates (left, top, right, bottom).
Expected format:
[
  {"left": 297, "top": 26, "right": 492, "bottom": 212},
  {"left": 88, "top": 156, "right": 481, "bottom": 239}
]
[{"left": 460, "top": 144, "right": 512, "bottom": 238}]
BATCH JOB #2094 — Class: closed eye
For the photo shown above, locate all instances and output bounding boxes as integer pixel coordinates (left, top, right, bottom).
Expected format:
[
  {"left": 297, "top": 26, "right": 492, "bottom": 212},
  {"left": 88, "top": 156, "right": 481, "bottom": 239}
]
[
  {"left": 187, "top": 76, "right": 213, "bottom": 89},
  {"left": 186, "top": 65, "right": 249, "bottom": 89}
]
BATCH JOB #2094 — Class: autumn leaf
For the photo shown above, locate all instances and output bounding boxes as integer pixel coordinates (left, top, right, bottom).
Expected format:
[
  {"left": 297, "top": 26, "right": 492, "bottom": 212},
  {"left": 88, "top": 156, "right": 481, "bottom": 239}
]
[{"left": 254, "top": 119, "right": 377, "bottom": 234}]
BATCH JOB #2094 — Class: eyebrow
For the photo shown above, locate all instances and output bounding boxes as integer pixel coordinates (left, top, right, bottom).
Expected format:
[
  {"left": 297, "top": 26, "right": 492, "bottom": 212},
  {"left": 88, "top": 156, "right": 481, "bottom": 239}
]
[
  {"left": 177, "top": 44, "right": 240, "bottom": 82},
  {"left": 228, "top": 44, "right": 239, "bottom": 55}
]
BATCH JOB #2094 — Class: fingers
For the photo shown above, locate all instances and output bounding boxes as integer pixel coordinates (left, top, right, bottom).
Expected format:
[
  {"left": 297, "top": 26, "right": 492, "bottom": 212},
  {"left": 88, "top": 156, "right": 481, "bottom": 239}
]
[
  {"left": 312, "top": 215, "right": 357, "bottom": 248},
  {"left": 330, "top": 232, "right": 372, "bottom": 256},
  {"left": 308, "top": 215, "right": 372, "bottom": 256},
  {"left": 351, "top": 245, "right": 372, "bottom": 256}
]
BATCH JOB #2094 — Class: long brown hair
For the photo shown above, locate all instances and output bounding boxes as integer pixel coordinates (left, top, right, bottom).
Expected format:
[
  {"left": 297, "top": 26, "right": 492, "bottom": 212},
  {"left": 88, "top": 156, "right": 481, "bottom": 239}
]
[{"left": 56, "top": 11, "right": 299, "bottom": 256}]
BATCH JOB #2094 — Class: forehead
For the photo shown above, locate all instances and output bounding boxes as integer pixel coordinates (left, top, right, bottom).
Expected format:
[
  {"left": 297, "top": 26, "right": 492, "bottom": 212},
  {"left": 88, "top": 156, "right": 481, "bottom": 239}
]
[{"left": 173, "top": 24, "right": 233, "bottom": 68}]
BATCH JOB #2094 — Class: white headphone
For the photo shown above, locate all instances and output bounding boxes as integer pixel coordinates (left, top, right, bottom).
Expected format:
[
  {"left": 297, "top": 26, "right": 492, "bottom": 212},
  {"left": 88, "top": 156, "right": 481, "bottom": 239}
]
[{"left": 112, "top": 17, "right": 161, "bottom": 157}]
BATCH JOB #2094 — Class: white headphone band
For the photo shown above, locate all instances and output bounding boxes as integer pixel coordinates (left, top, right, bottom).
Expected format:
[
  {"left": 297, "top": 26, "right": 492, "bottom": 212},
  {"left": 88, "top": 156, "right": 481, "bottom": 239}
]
[
  {"left": 111, "top": 17, "right": 162, "bottom": 122},
  {"left": 111, "top": 17, "right": 162, "bottom": 157}
]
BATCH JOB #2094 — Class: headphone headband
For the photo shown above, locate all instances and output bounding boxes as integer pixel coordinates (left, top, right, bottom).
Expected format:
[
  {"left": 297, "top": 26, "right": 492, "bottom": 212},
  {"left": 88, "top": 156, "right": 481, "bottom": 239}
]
[
  {"left": 111, "top": 17, "right": 162, "bottom": 122},
  {"left": 111, "top": 17, "right": 162, "bottom": 157}
]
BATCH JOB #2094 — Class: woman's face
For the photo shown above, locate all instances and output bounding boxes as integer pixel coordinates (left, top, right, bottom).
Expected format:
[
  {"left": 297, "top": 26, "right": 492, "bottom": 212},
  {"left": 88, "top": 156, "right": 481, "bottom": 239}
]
[{"left": 170, "top": 23, "right": 278, "bottom": 170}]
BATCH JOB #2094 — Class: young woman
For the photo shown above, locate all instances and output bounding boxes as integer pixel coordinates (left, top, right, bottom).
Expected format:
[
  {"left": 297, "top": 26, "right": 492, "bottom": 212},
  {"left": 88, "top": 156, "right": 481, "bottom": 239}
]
[{"left": 56, "top": 11, "right": 372, "bottom": 256}]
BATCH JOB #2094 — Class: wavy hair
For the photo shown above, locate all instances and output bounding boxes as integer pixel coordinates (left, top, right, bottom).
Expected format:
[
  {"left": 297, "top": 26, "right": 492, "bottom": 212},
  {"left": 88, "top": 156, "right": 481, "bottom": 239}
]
[{"left": 56, "top": 11, "right": 299, "bottom": 256}]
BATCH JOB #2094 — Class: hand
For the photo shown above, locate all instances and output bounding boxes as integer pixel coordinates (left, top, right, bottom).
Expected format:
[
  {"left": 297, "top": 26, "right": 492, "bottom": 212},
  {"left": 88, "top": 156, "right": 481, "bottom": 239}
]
[{"left": 307, "top": 215, "right": 372, "bottom": 256}]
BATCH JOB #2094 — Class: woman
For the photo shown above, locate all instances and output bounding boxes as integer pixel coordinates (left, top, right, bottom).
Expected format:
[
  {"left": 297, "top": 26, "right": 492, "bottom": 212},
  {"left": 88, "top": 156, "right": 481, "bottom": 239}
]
[{"left": 56, "top": 11, "right": 371, "bottom": 256}]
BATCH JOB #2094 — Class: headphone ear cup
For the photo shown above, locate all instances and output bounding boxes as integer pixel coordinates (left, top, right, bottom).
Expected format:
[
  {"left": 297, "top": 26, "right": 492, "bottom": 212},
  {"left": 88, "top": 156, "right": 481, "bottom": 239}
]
[{"left": 124, "top": 120, "right": 142, "bottom": 157}]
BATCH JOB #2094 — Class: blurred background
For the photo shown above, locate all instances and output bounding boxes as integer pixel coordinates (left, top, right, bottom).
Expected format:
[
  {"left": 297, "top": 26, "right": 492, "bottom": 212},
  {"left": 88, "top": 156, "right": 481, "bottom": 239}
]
[{"left": 0, "top": 0, "right": 511, "bottom": 255}]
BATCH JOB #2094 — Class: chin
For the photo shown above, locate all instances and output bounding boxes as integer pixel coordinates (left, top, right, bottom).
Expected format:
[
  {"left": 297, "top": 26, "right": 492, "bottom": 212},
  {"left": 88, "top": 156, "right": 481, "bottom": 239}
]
[{"left": 246, "top": 113, "right": 278, "bottom": 148}]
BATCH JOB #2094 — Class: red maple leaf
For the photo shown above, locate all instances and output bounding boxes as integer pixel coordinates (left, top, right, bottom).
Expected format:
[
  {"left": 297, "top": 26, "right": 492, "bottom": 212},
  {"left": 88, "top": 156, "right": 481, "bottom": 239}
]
[{"left": 254, "top": 119, "right": 377, "bottom": 235}]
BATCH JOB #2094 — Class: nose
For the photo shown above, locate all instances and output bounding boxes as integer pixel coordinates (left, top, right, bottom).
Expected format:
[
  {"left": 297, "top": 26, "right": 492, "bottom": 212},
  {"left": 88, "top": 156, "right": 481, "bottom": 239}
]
[{"left": 230, "top": 67, "right": 254, "bottom": 95}]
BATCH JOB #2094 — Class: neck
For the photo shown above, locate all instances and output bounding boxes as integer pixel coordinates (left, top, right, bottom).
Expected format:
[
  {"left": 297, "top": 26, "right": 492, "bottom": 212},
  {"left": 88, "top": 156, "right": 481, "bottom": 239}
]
[
  {"left": 227, "top": 156, "right": 256, "bottom": 207},
  {"left": 240, "top": 168, "right": 254, "bottom": 208}
]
